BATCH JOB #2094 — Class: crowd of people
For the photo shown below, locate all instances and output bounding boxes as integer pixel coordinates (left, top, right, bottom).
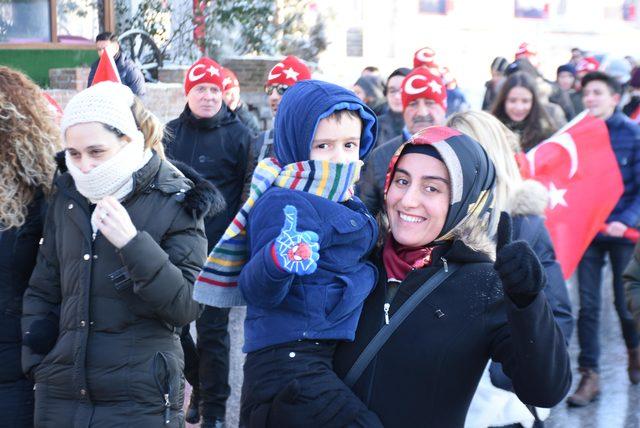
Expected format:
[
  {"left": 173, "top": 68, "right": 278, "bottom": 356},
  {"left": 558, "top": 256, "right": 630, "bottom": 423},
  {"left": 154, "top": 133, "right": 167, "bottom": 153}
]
[{"left": 2, "top": 33, "right": 640, "bottom": 428}]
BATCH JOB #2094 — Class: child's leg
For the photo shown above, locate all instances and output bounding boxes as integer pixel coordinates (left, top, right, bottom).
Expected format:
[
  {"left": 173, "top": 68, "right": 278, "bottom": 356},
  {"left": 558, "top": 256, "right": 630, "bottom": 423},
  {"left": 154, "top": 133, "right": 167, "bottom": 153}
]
[{"left": 259, "top": 341, "right": 383, "bottom": 428}]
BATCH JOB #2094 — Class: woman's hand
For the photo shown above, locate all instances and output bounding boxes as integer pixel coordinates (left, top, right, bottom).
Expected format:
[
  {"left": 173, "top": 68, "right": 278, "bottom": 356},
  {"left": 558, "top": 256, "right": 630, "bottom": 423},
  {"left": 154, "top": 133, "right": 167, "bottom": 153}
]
[
  {"left": 493, "top": 212, "right": 546, "bottom": 308},
  {"left": 93, "top": 196, "right": 137, "bottom": 249}
]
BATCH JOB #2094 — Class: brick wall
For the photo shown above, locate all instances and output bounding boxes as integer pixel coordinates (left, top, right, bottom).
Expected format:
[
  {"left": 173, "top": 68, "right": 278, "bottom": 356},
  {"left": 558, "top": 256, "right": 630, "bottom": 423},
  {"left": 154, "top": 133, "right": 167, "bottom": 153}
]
[
  {"left": 46, "top": 57, "right": 284, "bottom": 127},
  {"left": 49, "top": 68, "right": 91, "bottom": 91}
]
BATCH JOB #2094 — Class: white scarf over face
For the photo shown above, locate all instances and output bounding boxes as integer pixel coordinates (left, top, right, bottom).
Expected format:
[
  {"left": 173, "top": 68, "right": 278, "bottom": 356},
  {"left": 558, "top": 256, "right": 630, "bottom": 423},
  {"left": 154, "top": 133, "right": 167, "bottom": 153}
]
[
  {"left": 65, "top": 134, "right": 152, "bottom": 204},
  {"left": 61, "top": 82, "right": 153, "bottom": 204}
]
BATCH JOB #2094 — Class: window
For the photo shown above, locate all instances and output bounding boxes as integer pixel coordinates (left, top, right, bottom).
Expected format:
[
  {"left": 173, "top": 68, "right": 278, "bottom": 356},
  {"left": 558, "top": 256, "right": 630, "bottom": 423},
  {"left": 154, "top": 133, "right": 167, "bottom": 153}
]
[
  {"left": 57, "top": 0, "right": 105, "bottom": 44},
  {"left": 514, "top": 0, "right": 549, "bottom": 19},
  {"left": 346, "top": 27, "right": 362, "bottom": 57},
  {"left": 0, "top": 0, "right": 52, "bottom": 43},
  {"left": 419, "top": 0, "right": 448, "bottom": 14},
  {"left": 623, "top": 0, "right": 637, "bottom": 21},
  {"left": 0, "top": 0, "right": 113, "bottom": 46}
]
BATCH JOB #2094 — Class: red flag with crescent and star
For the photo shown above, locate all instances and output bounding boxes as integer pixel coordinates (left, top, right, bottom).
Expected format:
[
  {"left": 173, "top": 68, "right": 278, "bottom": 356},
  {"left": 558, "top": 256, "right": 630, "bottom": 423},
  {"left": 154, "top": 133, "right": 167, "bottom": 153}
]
[
  {"left": 522, "top": 111, "right": 623, "bottom": 278},
  {"left": 91, "top": 49, "right": 121, "bottom": 86}
]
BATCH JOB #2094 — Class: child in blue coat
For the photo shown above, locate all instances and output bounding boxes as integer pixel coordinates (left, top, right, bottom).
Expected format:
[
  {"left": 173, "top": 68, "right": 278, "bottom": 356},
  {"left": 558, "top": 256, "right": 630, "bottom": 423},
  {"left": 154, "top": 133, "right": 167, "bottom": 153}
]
[{"left": 193, "top": 80, "right": 382, "bottom": 426}]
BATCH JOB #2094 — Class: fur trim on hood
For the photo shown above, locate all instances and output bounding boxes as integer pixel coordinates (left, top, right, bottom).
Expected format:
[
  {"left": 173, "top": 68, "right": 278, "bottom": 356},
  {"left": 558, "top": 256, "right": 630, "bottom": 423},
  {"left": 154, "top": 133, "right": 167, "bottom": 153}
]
[
  {"left": 508, "top": 179, "right": 549, "bottom": 217},
  {"left": 449, "top": 211, "right": 496, "bottom": 261},
  {"left": 169, "top": 160, "right": 226, "bottom": 219}
]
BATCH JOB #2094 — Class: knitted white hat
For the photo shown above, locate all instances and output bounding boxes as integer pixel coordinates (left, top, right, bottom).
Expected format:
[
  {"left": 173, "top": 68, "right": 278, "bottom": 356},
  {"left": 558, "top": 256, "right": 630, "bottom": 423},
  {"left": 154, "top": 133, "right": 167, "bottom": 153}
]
[{"left": 60, "top": 81, "right": 141, "bottom": 143}]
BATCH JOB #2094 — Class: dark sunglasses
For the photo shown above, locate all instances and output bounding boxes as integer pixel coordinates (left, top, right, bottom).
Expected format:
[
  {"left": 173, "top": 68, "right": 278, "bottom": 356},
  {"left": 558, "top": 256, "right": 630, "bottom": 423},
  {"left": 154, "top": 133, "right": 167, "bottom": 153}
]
[{"left": 265, "top": 85, "right": 289, "bottom": 96}]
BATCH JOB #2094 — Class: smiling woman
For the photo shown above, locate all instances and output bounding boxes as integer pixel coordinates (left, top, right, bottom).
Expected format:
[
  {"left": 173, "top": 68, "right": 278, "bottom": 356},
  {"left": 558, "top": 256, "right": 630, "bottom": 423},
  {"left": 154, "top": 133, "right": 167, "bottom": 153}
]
[
  {"left": 491, "top": 72, "right": 557, "bottom": 152},
  {"left": 332, "top": 126, "right": 572, "bottom": 427}
]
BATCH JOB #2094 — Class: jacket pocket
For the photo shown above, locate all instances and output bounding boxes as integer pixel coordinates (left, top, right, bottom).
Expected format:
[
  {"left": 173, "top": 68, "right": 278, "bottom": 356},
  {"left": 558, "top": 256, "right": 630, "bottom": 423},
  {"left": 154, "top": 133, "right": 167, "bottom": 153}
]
[
  {"left": 152, "top": 351, "right": 184, "bottom": 420},
  {"left": 324, "top": 213, "right": 371, "bottom": 266},
  {"left": 108, "top": 267, "right": 156, "bottom": 319}
]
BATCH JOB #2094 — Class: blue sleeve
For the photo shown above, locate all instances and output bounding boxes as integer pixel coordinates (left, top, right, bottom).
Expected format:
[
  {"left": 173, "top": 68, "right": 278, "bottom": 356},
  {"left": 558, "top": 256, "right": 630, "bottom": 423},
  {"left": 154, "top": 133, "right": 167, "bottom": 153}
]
[
  {"left": 87, "top": 61, "right": 98, "bottom": 87},
  {"left": 618, "top": 131, "right": 640, "bottom": 227},
  {"left": 125, "top": 64, "right": 146, "bottom": 96},
  {"left": 238, "top": 190, "right": 325, "bottom": 308}
]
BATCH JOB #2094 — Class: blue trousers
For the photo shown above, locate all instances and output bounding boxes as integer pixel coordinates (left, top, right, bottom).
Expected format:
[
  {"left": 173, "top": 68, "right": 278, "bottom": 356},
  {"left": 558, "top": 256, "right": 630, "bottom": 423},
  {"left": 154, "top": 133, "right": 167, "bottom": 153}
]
[{"left": 577, "top": 239, "right": 640, "bottom": 370}]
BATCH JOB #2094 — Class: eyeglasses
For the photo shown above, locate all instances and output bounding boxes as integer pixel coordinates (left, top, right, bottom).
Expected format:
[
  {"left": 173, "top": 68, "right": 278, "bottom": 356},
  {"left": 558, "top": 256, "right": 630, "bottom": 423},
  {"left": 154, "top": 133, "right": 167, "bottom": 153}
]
[{"left": 265, "top": 85, "right": 289, "bottom": 96}]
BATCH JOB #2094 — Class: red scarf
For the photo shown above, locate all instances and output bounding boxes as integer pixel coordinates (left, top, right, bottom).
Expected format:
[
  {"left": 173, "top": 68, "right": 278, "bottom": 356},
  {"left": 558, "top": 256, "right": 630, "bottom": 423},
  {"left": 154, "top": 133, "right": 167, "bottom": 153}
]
[{"left": 382, "top": 236, "right": 436, "bottom": 282}]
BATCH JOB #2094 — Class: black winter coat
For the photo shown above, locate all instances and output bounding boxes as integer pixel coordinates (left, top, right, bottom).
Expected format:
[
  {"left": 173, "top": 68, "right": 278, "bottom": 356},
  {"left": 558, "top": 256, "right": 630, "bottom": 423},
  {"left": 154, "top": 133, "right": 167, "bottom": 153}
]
[
  {"left": 22, "top": 154, "right": 223, "bottom": 427},
  {"left": 164, "top": 104, "right": 252, "bottom": 250},
  {"left": 234, "top": 102, "right": 261, "bottom": 137},
  {"left": 87, "top": 51, "right": 146, "bottom": 96},
  {"left": 375, "top": 110, "right": 404, "bottom": 148},
  {"left": 358, "top": 134, "right": 404, "bottom": 216},
  {"left": 333, "top": 240, "right": 572, "bottom": 427},
  {"left": 0, "top": 189, "right": 45, "bottom": 426}
]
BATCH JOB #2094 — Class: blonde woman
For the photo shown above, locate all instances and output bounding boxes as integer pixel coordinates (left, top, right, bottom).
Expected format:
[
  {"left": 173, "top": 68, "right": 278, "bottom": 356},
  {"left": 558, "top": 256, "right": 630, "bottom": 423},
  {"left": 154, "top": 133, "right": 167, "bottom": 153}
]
[
  {"left": 22, "top": 81, "right": 224, "bottom": 426},
  {"left": 0, "top": 66, "right": 61, "bottom": 427},
  {"left": 447, "top": 111, "right": 573, "bottom": 427}
]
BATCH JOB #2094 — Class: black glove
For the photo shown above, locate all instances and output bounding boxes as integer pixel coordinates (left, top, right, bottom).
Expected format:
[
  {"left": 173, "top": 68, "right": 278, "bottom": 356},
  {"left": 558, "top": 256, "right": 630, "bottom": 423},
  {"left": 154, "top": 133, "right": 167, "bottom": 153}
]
[
  {"left": 23, "top": 317, "right": 58, "bottom": 355},
  {"left": 493, "top": 212, "right": 546, "bottom": 308}
]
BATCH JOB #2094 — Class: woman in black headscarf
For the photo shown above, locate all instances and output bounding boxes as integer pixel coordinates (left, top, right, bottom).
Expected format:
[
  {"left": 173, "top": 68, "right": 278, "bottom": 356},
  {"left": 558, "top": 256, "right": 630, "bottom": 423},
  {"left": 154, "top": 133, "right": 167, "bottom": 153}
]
[{"left": 331, "top": 126, "right": 571, "bottom": 427}]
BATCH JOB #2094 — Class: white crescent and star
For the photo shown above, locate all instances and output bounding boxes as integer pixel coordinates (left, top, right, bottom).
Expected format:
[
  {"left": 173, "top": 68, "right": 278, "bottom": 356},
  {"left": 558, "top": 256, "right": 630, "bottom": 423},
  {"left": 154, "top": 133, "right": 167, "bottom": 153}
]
[
  {"left": 428, "top": 80, "right": 442, "bottom": 94},
  {"left": 404, "top": 75, "right": 427, "bottom": 95},
  {"left": 268, "top": 62, "right": 284, "bottom": 80},
  {"left": 188, "top": 64, "right": 206, "bottom": 81},
  {"left": 526, "top": 132, "right": 579, "bottom": 179},
  {"left": 283, "top": 67, "right": 299, "bottom": 81},
  {"left": 548, "top": 182, "right": 568, "bottom": 209},
  {"left": 416, "top": 48, "right": 435, "bottom": 62}
]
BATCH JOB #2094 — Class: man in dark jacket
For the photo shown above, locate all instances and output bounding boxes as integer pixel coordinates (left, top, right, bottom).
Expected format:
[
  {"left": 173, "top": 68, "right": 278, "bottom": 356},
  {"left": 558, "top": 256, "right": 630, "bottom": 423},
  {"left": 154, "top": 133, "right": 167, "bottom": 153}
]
[
  {"left": 221, "top": 67, "right": 261, "bottom": 136},
  {"left": 163, "top": 57, "right": 252, "bottom": 427},
  {"left": 250, "top": 55, "right": 311, "bottom": 165},
  {"left": 376, "top": 67, "right": 410, "bottom": 147},
  {"left": 87, "top": 32, "right": 146, "bottom": 96},
  {"left": 568, "top": 71, "right": 640, "bottom": 406},
  {"left": 358, "top": 66, "right": 447, "bottom": 216}
]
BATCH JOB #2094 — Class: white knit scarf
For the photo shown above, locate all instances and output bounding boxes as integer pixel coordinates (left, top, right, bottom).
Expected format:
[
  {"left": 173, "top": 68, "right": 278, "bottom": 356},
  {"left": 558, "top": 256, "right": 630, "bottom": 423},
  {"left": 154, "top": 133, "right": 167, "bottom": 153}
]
[{"left": 65, "top": 134, "right": 152, "bottom": 204}]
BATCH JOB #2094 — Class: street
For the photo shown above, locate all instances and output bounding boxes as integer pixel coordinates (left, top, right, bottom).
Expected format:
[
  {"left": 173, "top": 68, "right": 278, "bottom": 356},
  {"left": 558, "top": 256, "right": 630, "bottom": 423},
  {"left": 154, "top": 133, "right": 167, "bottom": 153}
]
[{"left": 547, "top": 272, "right": 640, "bottom": 428}]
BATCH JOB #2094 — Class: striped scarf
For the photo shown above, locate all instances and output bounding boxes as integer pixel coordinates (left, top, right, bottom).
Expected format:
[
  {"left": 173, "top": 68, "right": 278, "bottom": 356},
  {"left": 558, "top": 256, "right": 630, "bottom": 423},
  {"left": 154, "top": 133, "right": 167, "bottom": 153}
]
[{"left": 192, "top": 157, "right": 362, "bottom": 307}]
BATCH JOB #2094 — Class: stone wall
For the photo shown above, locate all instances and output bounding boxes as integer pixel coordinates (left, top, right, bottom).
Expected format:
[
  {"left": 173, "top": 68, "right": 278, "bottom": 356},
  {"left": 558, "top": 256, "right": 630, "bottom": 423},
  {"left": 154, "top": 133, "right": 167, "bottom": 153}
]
[{"left": 47, "top": 57, "right": 280, "bottom": 127}]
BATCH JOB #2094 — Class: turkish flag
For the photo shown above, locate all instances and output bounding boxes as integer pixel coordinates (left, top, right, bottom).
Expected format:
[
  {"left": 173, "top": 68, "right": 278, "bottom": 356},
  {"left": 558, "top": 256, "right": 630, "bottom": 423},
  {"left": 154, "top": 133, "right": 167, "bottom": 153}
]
[
  {"left": 525, "top": 111, "right": 623, "bottom": 278},
  {"left": 91, "top": 50, "right": 121, "bottom": 86}
]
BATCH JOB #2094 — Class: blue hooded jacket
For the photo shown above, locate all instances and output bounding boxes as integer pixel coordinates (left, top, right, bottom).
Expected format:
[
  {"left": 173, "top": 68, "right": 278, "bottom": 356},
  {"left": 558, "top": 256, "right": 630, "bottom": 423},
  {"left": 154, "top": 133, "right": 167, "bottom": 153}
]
[{"left": 238, "top": 80, "right": 379, "bottom": 352}]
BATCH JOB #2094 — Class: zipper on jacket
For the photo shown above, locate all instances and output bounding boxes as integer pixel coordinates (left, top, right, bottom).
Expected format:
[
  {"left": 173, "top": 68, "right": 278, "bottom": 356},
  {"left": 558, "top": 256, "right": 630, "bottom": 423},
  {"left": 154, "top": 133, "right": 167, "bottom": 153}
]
[
  {"left": 383, "top": 303, "right": 390, "bottom": 325},
  {"left": 153, "top": 352, "right": 172, "bottom": 424},
  {"left": 441, "top": 257, "right": 448, "bottom": 272}
]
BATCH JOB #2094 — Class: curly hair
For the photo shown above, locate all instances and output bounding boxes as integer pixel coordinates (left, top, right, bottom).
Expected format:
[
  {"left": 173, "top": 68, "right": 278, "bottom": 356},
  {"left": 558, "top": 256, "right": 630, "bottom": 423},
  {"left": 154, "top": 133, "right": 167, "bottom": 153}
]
[{"left": 0, "top": 66, "right": 61, "bottom": 229}]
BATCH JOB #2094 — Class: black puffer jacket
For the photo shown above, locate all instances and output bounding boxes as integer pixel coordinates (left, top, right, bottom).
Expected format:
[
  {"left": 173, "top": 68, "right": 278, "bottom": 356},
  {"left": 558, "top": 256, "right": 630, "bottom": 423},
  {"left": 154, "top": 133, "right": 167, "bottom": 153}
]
[
  {"left": 0, "top": 188, "right": 46, "bottom": 426},
  {"left": 333, "top": 221, "right": 572, "bottom": 427},
  {"left": 358, "top": 134, "right": 404, "bottom": 216},
  {"left": 164, "top": 103, "right": 252, "bottom": 250},
  {"left": 22, "top": 154, "right": 225, "bottom": 427}
]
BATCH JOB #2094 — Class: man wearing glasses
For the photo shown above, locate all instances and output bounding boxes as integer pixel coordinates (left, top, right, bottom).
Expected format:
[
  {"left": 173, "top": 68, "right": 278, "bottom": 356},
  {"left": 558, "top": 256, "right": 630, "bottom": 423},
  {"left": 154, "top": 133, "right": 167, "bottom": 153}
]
[{"left": 252, "top": 55, "right": 311, "bottom": 163}]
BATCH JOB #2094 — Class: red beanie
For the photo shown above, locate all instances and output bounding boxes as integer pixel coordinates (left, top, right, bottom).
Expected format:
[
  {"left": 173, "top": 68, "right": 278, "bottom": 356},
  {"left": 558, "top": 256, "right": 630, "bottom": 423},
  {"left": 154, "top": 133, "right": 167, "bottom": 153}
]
[
  {"left": 576, "top": 57, "right": 600, "bottom": 74},
  {"left": 184, "top": 57, "right": 224, "bottom": 95},
  {"left": 266, "top": 55, "right": 311, "bottom": 87},
  {"left": 515, "top": 42, "right": 537, "bottom": 60},
  {"left": 401, "top": 67, "right": 447, "bottom": 111},
  {"left": 221, "top": 67, "right": 239, "bottom": 92},
  {"left": 413, "top": 47, "right": 438, "bottom": 69}
]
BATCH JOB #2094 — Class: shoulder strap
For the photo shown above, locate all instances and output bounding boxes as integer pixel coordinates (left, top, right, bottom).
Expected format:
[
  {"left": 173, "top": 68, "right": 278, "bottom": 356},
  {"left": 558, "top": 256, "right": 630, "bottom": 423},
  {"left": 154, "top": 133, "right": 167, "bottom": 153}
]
[{"left": 344, "top": 263, "right": 460, "bottom": 387}]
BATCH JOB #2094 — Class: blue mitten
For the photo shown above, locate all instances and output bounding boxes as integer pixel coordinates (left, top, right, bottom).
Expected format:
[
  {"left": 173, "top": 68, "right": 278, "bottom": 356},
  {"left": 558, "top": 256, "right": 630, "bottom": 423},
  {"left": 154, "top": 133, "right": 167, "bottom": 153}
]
[{"left": 273, "top": 205, "right": 320, "bottom": 275}]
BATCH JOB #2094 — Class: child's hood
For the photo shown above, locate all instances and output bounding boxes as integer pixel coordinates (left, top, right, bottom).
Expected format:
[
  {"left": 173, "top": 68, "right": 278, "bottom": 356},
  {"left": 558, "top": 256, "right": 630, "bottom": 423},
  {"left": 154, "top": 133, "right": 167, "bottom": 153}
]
[{"left": 274, "top": 79, "right": 378, "bottom": 165}]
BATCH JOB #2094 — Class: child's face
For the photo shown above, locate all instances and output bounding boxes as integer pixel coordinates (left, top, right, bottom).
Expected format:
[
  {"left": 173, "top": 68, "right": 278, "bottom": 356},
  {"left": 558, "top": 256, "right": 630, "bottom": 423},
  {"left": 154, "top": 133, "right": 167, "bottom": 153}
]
[{"left": 310, "top": 115, "right": 362, "bottom": 163}]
